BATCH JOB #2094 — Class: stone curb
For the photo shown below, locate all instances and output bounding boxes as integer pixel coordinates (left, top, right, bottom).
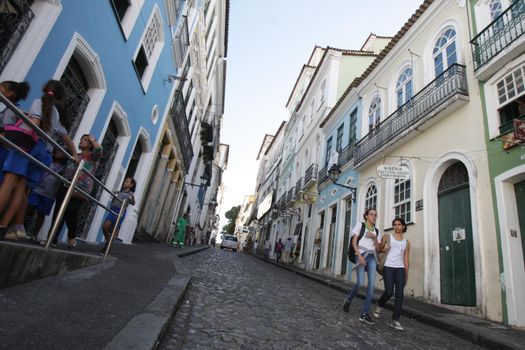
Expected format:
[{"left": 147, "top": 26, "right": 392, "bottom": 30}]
[
  {"left": 257, "top": 255, "right": 522, "bottom": 350},
  {"left": 104, "top": 246, "right": 209, "bottom": 350}
]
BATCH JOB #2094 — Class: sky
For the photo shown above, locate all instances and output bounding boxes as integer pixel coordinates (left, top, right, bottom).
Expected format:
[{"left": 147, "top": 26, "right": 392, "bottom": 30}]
[{"left": 218, "top": 0, "right": 425, "bottom": 229}]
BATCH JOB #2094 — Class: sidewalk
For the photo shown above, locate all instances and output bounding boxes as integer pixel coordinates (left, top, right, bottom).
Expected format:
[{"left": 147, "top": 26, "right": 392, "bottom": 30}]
[
  {"left": 259, "top": 256, "right": 525, "bottom": 350},
  {"left": 0, "top": 241, "right": 208, "bottom": 350}
]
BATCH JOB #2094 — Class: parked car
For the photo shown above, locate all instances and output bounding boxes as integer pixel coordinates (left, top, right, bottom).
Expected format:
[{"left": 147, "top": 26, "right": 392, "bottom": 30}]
[{"left": 220, "top": 234, "right": 238, "bottom": 251}]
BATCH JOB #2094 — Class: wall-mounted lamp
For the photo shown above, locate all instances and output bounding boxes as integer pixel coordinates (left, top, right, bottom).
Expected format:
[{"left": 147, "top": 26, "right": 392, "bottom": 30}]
[
  {"left": 328, "top": 163, "right": 356, "bottom": 202},
  {"left": 165, "top": 75, "right": 187, "bottom": 83}
]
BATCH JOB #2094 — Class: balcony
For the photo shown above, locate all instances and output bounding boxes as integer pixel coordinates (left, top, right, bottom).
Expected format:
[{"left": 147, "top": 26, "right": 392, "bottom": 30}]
[
  {"left": 355, "top": 64, "right": 469, "bottom": 165},
  {"left": 169, "top": 90, "right": 193, "bottom": 169},
  {"left": 338, "top": 143, "right": 354, "bottom": 167},
  {"left": 0, "top": 0, "right": 34, "bottom": 74},
  {"left": 303, "top": 163, "right": 318, "bottom": 188},
  {"left": 471, "top": 0, "right": 525, "bottom": 80},
  {"left": 172, "top": 15, "right": 190, "bottom": 68},
  {"left": 295, "top": 178, "right": 303, "bottom": 197},
  {"left": 317, "top": 165, "right": 329, "bottom": 184},
  {"left": 287, "top": 187, "right": 295, "bottom": 204},
  {"left": 500, "top": 114, "right": 525, "bottom": 134}
]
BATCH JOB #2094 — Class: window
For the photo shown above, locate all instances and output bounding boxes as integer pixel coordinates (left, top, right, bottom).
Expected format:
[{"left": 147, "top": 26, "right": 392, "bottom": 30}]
[
  {"left": 368, "top": 96, "right": 381, "bottom": 132},
  {"left": 319, "top": 80, "right": 326, "bottom": 107},
  {"left": 173, "top": 15, "right": 189, "bottom": 68},
  {"left": 336, "top": 124, "right": 344, "bottom": 152},
  {"left": 433, "top": 28, "right": 457, "bottom": 77},
  {"left": 111, "top": 0, "right": 131, "bottom": 23},
  {"left": 348, "top": 108, "right": 357, "bottom": 145},
  {"left": 133, "top": 7, "right": 164, "bottom": 89},
  {"left": 496, "top": 64, "right": 525, "bottom": 133},
  {"left": 396, "top": 67, "right": 413, "bottom": 107},
  {"left": 325, "top": 137, "right": 332, "bottom": 167},
  {"left": 394, "top": 178, "right": 411, "bottom": 223},
  {"left": 365, "top": 184, "right": 377, "bottom": 211},
  {"left": 489, "top": 0, "right": 503, "bottom": 19}
]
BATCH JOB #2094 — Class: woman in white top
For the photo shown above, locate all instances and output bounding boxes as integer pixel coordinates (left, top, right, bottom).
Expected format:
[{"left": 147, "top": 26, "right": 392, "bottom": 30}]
[{"left": 373, "top": 217, "right": 410, "bottom": 331}]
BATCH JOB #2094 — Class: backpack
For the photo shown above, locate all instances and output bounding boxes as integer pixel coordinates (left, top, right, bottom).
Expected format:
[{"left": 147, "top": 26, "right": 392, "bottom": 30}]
[{"left": 347, "top": 222, "right": 379, "bottom": 264}]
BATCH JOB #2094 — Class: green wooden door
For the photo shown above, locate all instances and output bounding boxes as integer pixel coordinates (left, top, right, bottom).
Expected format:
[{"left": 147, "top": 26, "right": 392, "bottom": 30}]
[
  {"left": 438, "top": 186, "right": 476, "bottom": 306},
  {"left": 515, "top": 180, "right": 525, "bottom": 261},
  {"left": 341, "top": 198, "right": 352, "bottom": 275},
  {"left": 438, "top": 162, "right": 476, "bottom": 306}
]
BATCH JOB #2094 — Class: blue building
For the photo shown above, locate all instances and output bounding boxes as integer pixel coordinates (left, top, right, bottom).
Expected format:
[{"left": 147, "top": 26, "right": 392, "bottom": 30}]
[{"left": 0, "top": 0, "right": 194, "bottom": 243}]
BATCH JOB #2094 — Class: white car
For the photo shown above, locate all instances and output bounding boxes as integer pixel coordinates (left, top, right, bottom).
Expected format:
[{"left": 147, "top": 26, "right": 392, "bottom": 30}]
[{"left": 220, "top": 235, "right": 238, "bottom": 251}]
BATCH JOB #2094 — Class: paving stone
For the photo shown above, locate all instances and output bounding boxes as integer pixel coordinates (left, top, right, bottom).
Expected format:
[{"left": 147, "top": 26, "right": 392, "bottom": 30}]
[{"left": 158, "top": 249, "right": 486, "bottom": 349}]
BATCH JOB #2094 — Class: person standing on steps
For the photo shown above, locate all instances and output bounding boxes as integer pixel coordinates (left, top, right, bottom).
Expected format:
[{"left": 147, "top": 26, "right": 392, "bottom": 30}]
[
  {"left": 372, "top": 217, "right": 410, "bottom": 331},
  {"left": 342, "top": 208, "right": 382, "bottom": 325}
]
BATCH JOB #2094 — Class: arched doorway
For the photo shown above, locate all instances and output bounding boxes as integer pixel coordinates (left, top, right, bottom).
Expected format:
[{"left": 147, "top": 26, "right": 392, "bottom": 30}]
[{"left": 438, "top": 161, "right": 476, "bottom": 306}]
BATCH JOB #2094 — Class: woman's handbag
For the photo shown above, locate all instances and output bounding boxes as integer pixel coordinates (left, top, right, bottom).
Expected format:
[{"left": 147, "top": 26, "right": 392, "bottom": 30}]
[{"left": 376, "top": 234, "right": 390, "bottom": 276}]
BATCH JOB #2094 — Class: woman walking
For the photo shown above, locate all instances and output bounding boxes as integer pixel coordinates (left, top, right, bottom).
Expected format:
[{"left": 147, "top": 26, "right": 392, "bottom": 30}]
[{"left": 373, "top": 217, "right": 410, "bottom": 331}]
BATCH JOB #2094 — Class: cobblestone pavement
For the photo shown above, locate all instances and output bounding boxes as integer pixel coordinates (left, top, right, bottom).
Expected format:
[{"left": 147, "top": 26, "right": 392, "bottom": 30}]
[{"left": 159, "top": 248, "right": 485, "bottom": 350}]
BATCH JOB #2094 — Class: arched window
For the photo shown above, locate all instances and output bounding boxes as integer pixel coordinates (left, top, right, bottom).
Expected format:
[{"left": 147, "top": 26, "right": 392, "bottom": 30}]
[
  {"left": 433, "top": 28, "right": 457, "bottom": 77},
  {"left": 365, "top": 184, "right": 377, "bottom": 211},
  {"left": 396, "top": 67, "right": 413, "bottom": 107},
  {"left": 61, "top": 55, "right": 90, "bottom": 136},
  {"left": 368, "top": 96, "right": 381, "bottom": 132}
]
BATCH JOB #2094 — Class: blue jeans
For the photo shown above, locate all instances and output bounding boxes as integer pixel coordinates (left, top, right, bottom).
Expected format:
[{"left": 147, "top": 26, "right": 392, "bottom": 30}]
[
  {"left": 345, "top": 254, "right": 377, "bottom": 315},
  {"left": 377, "top": 266, "right": 406, "bottom": 320}
]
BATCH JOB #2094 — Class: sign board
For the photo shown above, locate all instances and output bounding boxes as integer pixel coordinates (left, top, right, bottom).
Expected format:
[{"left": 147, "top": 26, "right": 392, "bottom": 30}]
[
  {"left": 256, "top": 192, "right": 273, "bottom": 219},
  {"left": 377, "top": 165, "right": 410, "bottom": 180},
  {"left": 452, "top": 228, "right": 466, "bottom": 242},
  {"left": 415, "top": 199, "right": 423, "bottom": 211}
]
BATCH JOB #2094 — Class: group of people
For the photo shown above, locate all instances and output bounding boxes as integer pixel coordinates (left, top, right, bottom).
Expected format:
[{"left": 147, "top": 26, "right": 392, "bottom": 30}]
[
  {"left": 0, "top": 79, "right": 135, "bottom": 255},
  {"left": 270, "top": 237, "right": 296, "bottom": 265},
  {"left": 343, "top": 208, "right": 411, "bottom": 331}
]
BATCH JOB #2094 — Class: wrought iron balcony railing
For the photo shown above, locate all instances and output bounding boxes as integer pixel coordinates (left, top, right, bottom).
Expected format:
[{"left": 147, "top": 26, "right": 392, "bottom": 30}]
[
  {"left": 500, "top": 114, "right": 525, "bottom": 134},
  {"left": 287, "top": 187, "right": 295, "bottom": 203},
  {"left": 317, "top": 165, "right": 329, "bottom": 184},
  {"left": 304, "top": 163, "right": 318, "bottom": 187},
  {"left": 471, "top": 0, "right": 525, "bottom": 70},
  {"left": 295, "top": 178, "right": 302, "bottom": 196},
  {"left": 172, "top": 15, "right": 190, "bottom": 68},
  {"left": 169, "top": 90, "right": 193, "bottom": 169},
  {"left": 355, "top": 63, "right": 468, "bottom": 164},
  {"left": 338, "top": 143, "right": 355, "bottom": 167},
  {"left": 0, "top": 0, "right": 34, "bottom": 74}
]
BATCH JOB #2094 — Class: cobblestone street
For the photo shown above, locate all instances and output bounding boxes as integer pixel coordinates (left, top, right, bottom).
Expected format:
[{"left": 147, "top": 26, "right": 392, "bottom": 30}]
[{"left": 159, "top": 248, "right": 484, "bottom": 350}]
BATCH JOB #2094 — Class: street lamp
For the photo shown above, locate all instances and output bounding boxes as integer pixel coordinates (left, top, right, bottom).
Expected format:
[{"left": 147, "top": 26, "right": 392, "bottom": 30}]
[{"left": 328, "top": 163, "right": 357, "bottom": 202}]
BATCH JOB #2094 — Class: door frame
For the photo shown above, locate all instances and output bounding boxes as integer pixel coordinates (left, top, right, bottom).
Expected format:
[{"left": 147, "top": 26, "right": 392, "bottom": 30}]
[
  {"left": 495, "top": 164, "right": 525, "bottom": 327},
  {"left": 423, "top": 152, "right": 483, "bottom": 309}
]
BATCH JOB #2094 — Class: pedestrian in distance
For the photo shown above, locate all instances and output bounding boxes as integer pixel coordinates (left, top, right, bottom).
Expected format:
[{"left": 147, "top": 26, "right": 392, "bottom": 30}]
[
  {"left": 283, "top": 237, "right": 293, "bottom": 265},
  {"left": 373, "top": 217, "right": 410, "bottom": 331},
  {"left": 342, "top": 208, "right": 382, "bottom": 325},
  {"left": 172, "top": 213, "right": 188, "bottom": 248},
  {"left": 99, "top": 177, "right": 136, "bottom": 255},
  {"left": 275, "top": 238, "right": 284, "bottom": 263},
  {"left": 253, "top": 239, "right": 259, "bottom": 255},
  {"left": 264, "top": 239, "right": 271, "bottom": 262}
]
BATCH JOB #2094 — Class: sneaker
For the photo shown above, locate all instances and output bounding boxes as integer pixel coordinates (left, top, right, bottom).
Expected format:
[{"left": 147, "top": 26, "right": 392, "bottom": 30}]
[
  {"left": 359, "top": 313, "right": 375, "bottom": 325},
  {"left": 342, "top": 298, "right": 351, "bottom": 313},
  {"left": 391, "top": 320, "right": 404, "bottom": 331},
  {"left": 15, "top": 229, "right": 30, "bottom": 240},
  {"left": 373, "top": 304, "right": 382, "bottom": 319}
]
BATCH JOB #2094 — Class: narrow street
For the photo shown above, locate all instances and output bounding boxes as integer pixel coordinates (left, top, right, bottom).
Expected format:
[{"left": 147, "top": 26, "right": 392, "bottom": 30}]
[{"left": 159, "top": 248, "right": 484, "bottom": 350}]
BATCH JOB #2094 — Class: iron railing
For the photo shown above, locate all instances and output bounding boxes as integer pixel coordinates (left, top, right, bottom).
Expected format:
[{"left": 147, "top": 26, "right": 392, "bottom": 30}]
[
  {"left": 355, "top": 63, "right": 469, "bottom": 164},
  {"left": 169, "top": 90, "right": 193, "bottom": 169},
  {"left": 303, "top": 163, "right": 317, "bottom": 187},
  {"left": 172, "top": 15, "right": 190, "bottom": 68},
  {"left": 0, "top": 0, "right": 34, "bottom": 74},
  {"left": 295, "top": 178, "right": 302, "bottom": 196},
  {"left": 318, "top": 165, "right": 329, "bottom": 184},
  {"left": 500, "top": 114, "right": 525, "bottom": 134},
  {"left": 471, "top": 0, "right": 525, "bottom": 70},
  {"left": 287, "top": 187, "right": 295, "bottom": 203},
  {"left": 338, "top": 143, "right": 354, "bottom": 167}
]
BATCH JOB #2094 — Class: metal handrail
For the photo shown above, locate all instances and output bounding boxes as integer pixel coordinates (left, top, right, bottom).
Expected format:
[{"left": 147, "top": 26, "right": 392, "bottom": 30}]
[
  {"left": 0, "top": 92, "right": 75, "bottom": 162},
  {"left": 0, "top": 93, "right": 126, "bottom": 256}
]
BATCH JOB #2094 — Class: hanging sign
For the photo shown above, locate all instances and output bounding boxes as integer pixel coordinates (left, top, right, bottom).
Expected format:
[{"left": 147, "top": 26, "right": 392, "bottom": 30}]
[
  {"left": 452, "top": 228, "right": 466, "bottom": 242},
  {"left": 376, "top": 165, "right": 410, "bottom": 180}
]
